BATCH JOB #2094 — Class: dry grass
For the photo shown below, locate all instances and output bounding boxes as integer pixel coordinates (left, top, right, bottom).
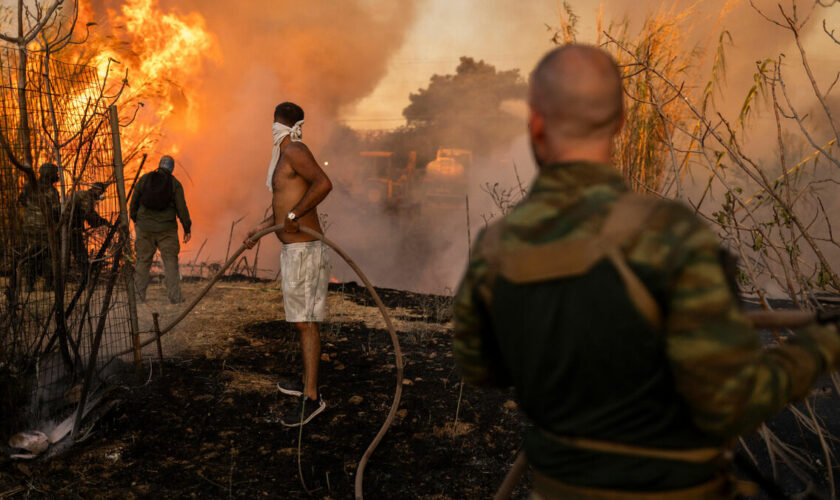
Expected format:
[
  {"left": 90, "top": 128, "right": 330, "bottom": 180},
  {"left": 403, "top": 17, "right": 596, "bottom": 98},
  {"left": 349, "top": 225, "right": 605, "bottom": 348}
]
[
  {"left": 433, "top": 422, "right": 475, "bottom": 438},
  {"left": 133, "top": 278, "right": 451, "bottom": 363},
  {"left": 223, "top": 370, "right": 277, "bottom": 396},
  {"left": 557, "top": 3, "right": 713, "bottom": 193},
  {"left": 548, "top": 2, "right": 840, "bottom": 495}
]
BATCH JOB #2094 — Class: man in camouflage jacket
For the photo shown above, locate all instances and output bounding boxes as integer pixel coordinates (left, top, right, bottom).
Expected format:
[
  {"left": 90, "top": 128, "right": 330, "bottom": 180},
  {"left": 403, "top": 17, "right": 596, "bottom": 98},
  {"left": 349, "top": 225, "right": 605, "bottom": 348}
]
[
  {"left": 453, "top": 45, "right": 840, "bottom": 498},
  {"left": 64, "top": 182, "right": 111, "bottom": 282},
  {"left": 18, "top": 163, "right": 61, "bottom": 290}
]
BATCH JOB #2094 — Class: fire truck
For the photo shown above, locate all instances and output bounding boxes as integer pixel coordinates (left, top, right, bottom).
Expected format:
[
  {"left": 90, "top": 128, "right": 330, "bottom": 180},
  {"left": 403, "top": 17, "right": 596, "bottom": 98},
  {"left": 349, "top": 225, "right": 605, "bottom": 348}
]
[
  {"left": 342, "top": 148, "right": 472, "bottom": 215},
  {"left": 355, "top": 151, "right": 420, "bottom": 214},
  {"left": 421, "top": 148, "right": 472, "bottom": 210}
]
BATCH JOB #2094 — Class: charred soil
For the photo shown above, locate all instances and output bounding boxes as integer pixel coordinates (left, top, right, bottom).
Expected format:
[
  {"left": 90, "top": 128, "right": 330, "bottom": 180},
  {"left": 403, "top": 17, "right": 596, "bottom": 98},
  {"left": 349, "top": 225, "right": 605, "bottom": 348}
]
[
  {"left": 1, "top": 281, "right": 838, "bottom": 499},
  {"left": 0, "top": 281, "right": 527, "bottom": 498}
]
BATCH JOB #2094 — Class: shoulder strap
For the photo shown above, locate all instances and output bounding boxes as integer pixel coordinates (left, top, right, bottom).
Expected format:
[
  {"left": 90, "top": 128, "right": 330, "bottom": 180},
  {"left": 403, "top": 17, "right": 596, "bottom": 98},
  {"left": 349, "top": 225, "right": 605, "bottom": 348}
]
[
  {"left": 491, "top": 192, "right": 664, "bottom": 328},
  {"left": 539, "top": 427, "right": 726, "bottom": 463},
  {"left": 600, "top": 192, "right": 661, "bottom": 244},
  {"left": 601, "top": 193, "right": 664, "bottom": 329},
  {"left": 603, "top": 245, "right": 663, "bottom": 330}
]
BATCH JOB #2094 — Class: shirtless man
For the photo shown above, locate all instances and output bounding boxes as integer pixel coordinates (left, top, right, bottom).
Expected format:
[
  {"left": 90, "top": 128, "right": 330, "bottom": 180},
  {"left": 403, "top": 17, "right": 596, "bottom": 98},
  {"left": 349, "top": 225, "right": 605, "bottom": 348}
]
[{"left": 245, "top": 102, "right": 333, "bottom": 427}]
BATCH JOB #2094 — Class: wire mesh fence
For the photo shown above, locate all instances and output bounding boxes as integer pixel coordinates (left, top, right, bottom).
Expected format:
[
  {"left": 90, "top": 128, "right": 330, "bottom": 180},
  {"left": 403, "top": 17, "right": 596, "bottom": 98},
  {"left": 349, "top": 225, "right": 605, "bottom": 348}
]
[{"left": 0, "top": 46, "right": 138, "bottom": 438}]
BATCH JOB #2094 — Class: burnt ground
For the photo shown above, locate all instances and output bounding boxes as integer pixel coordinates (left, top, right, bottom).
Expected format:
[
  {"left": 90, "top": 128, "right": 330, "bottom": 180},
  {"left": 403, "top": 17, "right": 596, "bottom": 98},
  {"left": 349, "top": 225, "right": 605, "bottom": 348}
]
[
  {"left": 0, "top": 281, "right": 527, "bottom": 499},
  {"left": 1, "top": 280, "right": 839, "bottom": 499}
]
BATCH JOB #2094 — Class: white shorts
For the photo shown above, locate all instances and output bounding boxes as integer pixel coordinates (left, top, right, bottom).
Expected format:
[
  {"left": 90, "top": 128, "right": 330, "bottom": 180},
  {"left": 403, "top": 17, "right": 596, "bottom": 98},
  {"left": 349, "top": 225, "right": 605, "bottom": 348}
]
[{"left": 281, "top": 240, "right": 330, "bottom": 323}]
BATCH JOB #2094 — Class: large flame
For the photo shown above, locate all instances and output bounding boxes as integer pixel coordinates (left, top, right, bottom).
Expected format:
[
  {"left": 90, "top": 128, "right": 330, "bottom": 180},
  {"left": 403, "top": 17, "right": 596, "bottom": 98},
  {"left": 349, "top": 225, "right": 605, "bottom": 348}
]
[
  {"left": 56, "top": 0, "right": 419, "bottom": 271},
  {"left": 79, "top": 0, "right": 219, "bottom": 156}
]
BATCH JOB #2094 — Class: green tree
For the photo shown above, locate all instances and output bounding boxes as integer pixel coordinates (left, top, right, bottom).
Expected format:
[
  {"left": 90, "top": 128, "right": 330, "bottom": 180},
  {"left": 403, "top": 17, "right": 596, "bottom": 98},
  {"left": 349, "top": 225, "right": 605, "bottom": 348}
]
[{"left": 402, "top": 56, "right": 526, "bottom": 153}]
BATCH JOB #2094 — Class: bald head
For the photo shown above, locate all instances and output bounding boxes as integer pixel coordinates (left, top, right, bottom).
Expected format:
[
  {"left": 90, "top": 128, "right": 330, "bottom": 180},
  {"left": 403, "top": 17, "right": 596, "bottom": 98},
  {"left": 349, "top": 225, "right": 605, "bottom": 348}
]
[{"left": 530, "top": 45, "right": 624, "bottom": 141}]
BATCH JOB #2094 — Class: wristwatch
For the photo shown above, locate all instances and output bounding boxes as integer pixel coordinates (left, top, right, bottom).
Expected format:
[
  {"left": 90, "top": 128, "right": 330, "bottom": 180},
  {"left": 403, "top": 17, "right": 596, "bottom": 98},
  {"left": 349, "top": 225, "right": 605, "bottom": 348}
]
[{"left": 287, "top": 211, "right": 297, "bottom": 222}]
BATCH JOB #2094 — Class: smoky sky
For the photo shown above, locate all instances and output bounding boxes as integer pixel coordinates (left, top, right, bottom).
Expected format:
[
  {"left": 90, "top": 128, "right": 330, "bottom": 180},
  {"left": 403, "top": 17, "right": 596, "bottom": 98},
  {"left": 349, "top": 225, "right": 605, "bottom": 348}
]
[{"left": 60, "top": 0, "right": 840, "bottom": 294}]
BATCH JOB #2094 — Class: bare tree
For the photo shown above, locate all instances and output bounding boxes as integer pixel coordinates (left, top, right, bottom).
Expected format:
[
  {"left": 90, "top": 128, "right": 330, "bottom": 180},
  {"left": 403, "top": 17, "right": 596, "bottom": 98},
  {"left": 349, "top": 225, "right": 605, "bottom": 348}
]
[
  {"left": 592, "top": 1, "right": 840, "bottom": 494},
  {"left": 0, "top": 1, "right": 129, "bottom": 385},
  {"left": 0, "top": 1, "right": 78, "bottom": 371}
]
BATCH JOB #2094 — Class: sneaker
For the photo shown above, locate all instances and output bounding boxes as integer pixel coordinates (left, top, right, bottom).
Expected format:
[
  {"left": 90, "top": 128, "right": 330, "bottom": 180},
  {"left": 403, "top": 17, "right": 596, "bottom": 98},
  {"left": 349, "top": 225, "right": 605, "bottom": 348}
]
[
  {"left": 276, "top": 378, "right": 304, "bottom": 397},
  {"left": 281, "top": 394, "right": 326, "bottom": 427}
]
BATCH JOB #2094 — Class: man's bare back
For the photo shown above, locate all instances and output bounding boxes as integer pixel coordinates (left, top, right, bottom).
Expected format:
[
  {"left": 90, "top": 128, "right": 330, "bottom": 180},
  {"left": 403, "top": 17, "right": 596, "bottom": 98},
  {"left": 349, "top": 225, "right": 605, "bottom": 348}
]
[
  {"left": 270, "top": 141, "right": 326, "bottom": 244},
  {"left": 244, "top": 136, "right": 331, "bottom": 247}
]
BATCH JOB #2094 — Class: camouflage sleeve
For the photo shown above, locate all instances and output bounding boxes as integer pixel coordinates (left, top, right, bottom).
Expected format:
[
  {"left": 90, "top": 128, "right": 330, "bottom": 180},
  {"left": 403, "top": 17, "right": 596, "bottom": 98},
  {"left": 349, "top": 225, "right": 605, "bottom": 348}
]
[
  {"left": 453, "top": 231, "right": 511, "bottom": 387},
  {"left": 78, "top": 192, "right": 108, "bottom": 228},
  {"left": 665, "top": 217, "right": 840, "bottom": 439},
  {"left": 453, "top": 253, "right": 492, "bottom": 384},
  {"left": 85, "top": 205, "right": 110, "bottom": 228}
]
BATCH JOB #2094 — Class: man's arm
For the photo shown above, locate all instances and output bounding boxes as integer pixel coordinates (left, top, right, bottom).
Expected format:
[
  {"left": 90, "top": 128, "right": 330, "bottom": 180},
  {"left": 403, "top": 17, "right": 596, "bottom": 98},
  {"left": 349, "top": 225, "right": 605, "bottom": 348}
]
[
  {"left": 48, "top": 187, "right": 61, "bottom": 222},
  {"left": 85, "top": 208, "right": 110, "bottom": 228},
  {"left": 83, "top": 193, "right": 110, "bottom": 228},
  {"left": 453, "top": 231, "right": 511, "bottom": 387},
  {"left": 283, "top": 143, "right": 332, "bottom": 220},
  {"left": 244, "top": 211, "right": 274, "bottom": 248},
  {"left": 664, "top": 217, "right": 840, "bottom": 439},
  {"left": 129, "top": 175, "right": 143, "bottom": 222},
  {"left": 173, "top": 181, "right": 191, "bottom": 240}
]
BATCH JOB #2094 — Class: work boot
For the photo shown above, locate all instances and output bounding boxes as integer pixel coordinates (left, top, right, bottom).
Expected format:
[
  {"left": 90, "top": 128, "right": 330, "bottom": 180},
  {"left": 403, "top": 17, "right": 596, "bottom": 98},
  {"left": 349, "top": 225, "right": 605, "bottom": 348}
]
[{"left": 281, "top": 393, "right": 326, "bottom": 427}]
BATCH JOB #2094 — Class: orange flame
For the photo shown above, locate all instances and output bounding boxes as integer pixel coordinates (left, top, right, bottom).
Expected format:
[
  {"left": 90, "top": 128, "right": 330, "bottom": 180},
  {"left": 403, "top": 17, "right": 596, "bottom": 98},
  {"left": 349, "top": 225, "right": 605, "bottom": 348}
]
[{"left": 81, "top": 0, "right": 220, "bottom": 155}]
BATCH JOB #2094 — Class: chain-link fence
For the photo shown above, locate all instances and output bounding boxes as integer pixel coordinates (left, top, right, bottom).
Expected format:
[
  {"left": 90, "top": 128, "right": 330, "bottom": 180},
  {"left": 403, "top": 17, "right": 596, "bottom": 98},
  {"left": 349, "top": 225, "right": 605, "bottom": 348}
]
[{"left": 0, "top": 46, "right": 138, "bottom": 440}]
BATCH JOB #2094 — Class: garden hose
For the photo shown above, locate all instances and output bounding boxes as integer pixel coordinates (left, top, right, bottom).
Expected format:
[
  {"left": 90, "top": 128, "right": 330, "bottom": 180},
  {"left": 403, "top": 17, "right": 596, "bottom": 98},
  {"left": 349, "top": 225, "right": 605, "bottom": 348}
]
[{"left": 122, "top": 224, "right": 402, "bottom": 500}]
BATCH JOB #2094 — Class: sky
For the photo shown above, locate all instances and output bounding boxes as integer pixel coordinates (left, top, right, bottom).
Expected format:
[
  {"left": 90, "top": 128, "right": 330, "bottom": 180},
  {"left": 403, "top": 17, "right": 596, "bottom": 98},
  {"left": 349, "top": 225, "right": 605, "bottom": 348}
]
[
  {"left": 339, "top": 0, "right": 561, "bottom": 129},
  {"left": 339, "top": 0, "right": 839, "bottom": 130}
]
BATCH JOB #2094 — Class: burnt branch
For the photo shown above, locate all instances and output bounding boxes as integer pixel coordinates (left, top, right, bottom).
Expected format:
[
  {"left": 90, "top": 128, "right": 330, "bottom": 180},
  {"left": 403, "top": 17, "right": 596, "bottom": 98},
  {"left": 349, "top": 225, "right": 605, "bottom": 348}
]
[
  {"left": 826, "top": 71, "right": 840, "bottom": 97},
  {"left": 816, "top": 196, "right": 840, "bottom": 250},
  {"left": 0, "top": 132, "right": 31, "bottom": 179},
  {"left": 780, "top": 6, "right": 840, "bottom": 144},
  {"left": 749, "top": 0, "right": 787, "bottom": 28},
  {"left": 118, "top": 102, "right": 144, "bottom": 128},
  {"left": 22, "top": 0, "right": 63, "bottom": 44},
  {"left": 825, "top": 19, "right": 840, "bottom": 45},
  {"left": 776, "top": 71, "right": 840, "bottom": 169},
  {"left": 31, "top": 0, "right": 84, "bottom": 54},
  {"left": 604, "top": 24, "right": 840, "bottom": 291}
]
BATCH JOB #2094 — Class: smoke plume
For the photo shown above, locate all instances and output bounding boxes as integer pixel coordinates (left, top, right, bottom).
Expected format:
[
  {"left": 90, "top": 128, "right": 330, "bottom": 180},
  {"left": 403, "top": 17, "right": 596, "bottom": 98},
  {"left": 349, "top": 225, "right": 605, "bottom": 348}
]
[
  {"left": 81, "top": 0, "right": 420, "bottom": 275},
  {"left": 73, "top": 0, "right": 839, "bottom": 294}
]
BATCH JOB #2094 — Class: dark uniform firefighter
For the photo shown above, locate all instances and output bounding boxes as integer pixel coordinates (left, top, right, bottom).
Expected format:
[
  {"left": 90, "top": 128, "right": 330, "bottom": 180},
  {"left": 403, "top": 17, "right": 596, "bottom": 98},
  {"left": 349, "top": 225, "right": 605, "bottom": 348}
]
[
  {"left": 130, "top": 155, "right": 191, "bottom": 304},
  {"left": 453, "top": 45, "right": 840, "bottom": 499}
]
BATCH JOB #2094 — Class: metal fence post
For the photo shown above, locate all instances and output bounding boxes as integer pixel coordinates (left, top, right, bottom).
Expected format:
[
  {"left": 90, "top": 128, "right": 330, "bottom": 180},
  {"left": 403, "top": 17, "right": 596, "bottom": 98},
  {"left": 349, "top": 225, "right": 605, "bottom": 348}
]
[{"left": 108, "top": 105, "right": 142, "bottom": 379}]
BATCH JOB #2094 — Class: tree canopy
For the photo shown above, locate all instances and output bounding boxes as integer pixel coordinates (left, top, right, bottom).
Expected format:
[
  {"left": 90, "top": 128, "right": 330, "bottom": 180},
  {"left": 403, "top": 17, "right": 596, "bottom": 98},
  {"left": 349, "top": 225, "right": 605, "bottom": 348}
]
[{"left": 401, "top": 56, "right": 526, "bottom": 153}]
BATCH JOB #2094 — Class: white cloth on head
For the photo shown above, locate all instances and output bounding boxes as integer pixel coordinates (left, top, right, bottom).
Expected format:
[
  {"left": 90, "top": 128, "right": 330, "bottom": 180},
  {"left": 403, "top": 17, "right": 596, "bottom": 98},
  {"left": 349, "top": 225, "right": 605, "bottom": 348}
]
[{"left": 266, "top": 120, "right": 304, "bottom": 191}]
